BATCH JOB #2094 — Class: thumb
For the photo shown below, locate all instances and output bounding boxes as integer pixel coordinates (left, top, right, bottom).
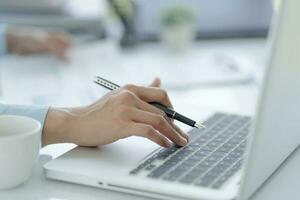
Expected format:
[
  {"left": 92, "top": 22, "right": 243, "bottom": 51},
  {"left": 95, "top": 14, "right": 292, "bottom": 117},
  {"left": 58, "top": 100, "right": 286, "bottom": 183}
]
[{"left": 149, "top": 77, "right": 161, "bottom": 88}]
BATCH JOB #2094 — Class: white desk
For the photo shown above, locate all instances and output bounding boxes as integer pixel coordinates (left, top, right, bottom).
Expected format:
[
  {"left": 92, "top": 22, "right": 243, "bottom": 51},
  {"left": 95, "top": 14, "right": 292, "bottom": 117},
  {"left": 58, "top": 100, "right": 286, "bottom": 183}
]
[{"left": 1, "top": 39, "right": 299, "bottom": 200}]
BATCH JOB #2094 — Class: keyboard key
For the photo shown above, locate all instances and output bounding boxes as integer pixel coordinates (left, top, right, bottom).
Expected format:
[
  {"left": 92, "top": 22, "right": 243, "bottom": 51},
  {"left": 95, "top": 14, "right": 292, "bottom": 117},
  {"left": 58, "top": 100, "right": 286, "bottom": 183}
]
[
  {"left": 211, "top": 160, "right": 244, "bottom": 189},
  {"left": 230, "top": 136, "right": 244, "bottom": 144},
  {"left": 145, "top": 164, "right": 156, "bottom": 171},
  {"left": 162, "top": 159, "right": 179, "bottom": 167},
  {"left": 223, "top": 156, "right": 238, "bottom": 165},
  {"left": 163, "top": 168, "right": 186, "bottom": 181},
  {"left": 168, "top": 153, "right": 187, "bottom": 162},
  {"left": 217, "top": 160, "right": 232, "bottom": 168},
  {"left": 180, "top": 158, "right": 200, "bottom": 167},
  {"left": 210, "top": 164, "right": 228, "bottom": 174},
  {"left": 202, "top": 144, "right": 218, "bottom": 152},
  {"left": 211, "top": 176, "right": 228, "bottom": 189},
  {"left": 223, "top": 142, "right": 238, "bottom": 150},
  {"left": 179, "top": 174, "right": 198, "bottom": 184},
  {"left": 192, "top": 163, "right": 210, "bottom": 174},
  {"left": 182, "top": 145, "right": 199, "bottom": 152},
  {"left": 194, "top": 149, "right": 211, "bottom": 157},
  {"left": 189, "top": 154, "right": 206, "bottom": 162},
  {"left": 218, "top": 145, "right": 234, "bottom": 153},
  {"left": 156, "top": 146, "right": 180, "bottom": 160},
  {"left": 196, "top": 137, "right": 210, "bottom": 144},
  {"left": 195, "top": 170, "right": 220, "bottom": 187},
  {"left": 130, "top": 158, "right": 155, "bottom": 174},
  {"left": 205, "top": 154, "right": 223, "bottom": 163},
  {"left": 195, "top": 176, "right": 214, "bottom": 187},
  {"left": 211, "top": 151, "right": 227, "bottom": 159},
  {"left": 184, "top": 169, "right": 207, "bottom": 181},
  {"left": 148, "top": 165, "right": 171, "bottom": 178}
]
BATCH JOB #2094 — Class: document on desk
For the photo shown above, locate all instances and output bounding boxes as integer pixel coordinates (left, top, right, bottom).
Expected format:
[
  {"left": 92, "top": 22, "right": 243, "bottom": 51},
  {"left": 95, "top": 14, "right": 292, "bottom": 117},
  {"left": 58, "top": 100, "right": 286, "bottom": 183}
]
[
  {"left": 68, "top": 41, "right": 256, "bottom": 90},
  {"left": 112, "top": 51, "right": 255, "bottom": 89},
  {"left": 0, "top": 54, "right": 101, "bottom": 106}
]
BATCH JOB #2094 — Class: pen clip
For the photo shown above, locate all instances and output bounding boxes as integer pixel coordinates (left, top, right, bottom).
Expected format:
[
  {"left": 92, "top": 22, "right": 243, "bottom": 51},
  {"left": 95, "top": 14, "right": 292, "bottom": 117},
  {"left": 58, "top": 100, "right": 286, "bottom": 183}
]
[{"left": 94, "top": 76, "right": 120, "bottom": 90}]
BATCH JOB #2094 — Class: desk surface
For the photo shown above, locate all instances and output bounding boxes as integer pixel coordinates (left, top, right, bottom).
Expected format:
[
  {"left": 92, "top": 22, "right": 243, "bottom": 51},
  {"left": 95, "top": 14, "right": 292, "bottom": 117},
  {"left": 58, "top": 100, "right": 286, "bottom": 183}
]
[
  {"left": 1, "top": 146, "right": 299, "bottom": 200},
  {"left": 0, "top": 39, "right": 299, "bottom": 200}
]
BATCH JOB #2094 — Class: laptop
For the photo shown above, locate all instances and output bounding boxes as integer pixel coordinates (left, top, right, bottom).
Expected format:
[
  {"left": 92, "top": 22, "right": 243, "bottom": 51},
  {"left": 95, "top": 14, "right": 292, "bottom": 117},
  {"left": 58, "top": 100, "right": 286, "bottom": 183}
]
[{"left": 44, "top": 1, "right": 300, "bottom": 199}]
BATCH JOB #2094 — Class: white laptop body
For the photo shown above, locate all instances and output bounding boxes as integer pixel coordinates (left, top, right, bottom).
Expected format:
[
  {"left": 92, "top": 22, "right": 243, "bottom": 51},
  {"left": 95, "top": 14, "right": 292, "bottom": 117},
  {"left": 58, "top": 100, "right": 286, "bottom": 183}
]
[{"left": 44, "top": 1, "right": 300, "bottom": 199}]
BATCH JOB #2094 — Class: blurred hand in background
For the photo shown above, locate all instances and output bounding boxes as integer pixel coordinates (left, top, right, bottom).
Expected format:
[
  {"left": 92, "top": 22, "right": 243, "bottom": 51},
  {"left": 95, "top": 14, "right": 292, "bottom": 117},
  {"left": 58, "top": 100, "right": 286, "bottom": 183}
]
[{"left": 6, "top": 26, "right": 71, "bottom": 60}]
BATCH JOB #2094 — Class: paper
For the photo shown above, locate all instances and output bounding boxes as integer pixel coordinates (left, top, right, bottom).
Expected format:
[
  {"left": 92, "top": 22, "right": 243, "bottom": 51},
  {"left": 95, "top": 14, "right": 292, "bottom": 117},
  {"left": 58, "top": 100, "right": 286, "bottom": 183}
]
[{"left": 67, "top": 40, "right": 256, "bottom": 90}]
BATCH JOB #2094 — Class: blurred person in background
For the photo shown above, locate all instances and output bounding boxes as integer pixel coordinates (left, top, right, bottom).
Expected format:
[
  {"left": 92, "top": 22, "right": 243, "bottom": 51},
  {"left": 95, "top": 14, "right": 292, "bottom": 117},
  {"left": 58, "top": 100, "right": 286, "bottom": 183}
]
[{"left": 0, "top": 24, "right": 70, "bottom": 59}]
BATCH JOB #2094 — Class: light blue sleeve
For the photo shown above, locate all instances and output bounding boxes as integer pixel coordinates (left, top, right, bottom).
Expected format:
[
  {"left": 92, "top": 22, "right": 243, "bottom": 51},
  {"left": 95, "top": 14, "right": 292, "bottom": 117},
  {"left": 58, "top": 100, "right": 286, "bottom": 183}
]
[
  {"left": 0, "top": 24, "right": 6, "bottom": 56},
  {"left": 0, "top": 104, "right": 49, "bottom": 127},
  {"left": 0, "top": 26, "right": 49, "bottom": 127}
]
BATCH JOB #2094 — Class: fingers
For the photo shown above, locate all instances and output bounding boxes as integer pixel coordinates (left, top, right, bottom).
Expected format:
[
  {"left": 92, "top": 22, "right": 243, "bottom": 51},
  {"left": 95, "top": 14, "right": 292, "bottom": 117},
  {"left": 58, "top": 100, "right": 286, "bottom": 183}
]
[
  {"left": 130, "top": 123, "right": 173, "bottom": 148},
  {"left": 133, "top": 95, "right": 165, "bottom": 115},
  {"left": 48, "top": 32, "right": 71, "bottom": 49},
  {"left": 113, "top": 89, "right": 168, "bottom": 115},
  {"left": 129, "top": 108, "right": 188, "bottom": 146},
  {"left": 171, "top": 123, "right": 190, "bottom": 142},
  {"left": 134, "top": 97, "right": 181, "bottom": 135},
  {"left": 108, "top": 89, "right": 187, "bottom": 147},
  {"left": 133, "top": 94, "right": 189, "bottom": 142},
  {"left": 149, "top": 77, "right": 161, "bottom": 88},
  {"left": 122, "top": 84, "right": 173, "bottom": 109},
  {"left": 46, "top": 33, "right": 71, "bottom": 60}
]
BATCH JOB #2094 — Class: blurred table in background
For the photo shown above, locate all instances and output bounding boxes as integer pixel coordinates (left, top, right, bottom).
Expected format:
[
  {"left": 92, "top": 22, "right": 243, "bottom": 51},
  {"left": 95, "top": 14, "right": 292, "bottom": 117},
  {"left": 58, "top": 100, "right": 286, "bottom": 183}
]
[
  {"left": 3, "top": 38, "right": 298, "bottom": 200},
  {"left": 0, "top": 38, "right": 266, "bottom": 114},
  {"left": 0, "top": 0, "right": 106, "bottom": 37}
]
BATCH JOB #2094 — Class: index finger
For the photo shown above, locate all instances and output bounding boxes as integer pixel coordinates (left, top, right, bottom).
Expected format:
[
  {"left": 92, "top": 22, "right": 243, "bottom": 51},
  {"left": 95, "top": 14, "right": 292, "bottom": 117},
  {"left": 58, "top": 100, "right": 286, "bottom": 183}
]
[{"left": 122, "top": 84, "right": 173, "bottom": 109}]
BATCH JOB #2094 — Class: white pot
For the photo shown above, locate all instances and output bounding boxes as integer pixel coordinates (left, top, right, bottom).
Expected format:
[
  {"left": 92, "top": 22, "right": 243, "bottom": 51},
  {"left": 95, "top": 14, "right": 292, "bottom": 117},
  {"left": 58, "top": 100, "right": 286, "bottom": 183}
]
[{"left": 161, "top": 23, "right": 196, "bottom": 53}]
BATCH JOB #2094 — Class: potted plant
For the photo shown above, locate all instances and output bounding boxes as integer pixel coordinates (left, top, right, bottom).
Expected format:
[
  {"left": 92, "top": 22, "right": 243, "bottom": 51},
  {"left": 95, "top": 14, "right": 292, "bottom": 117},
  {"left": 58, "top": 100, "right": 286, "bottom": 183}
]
[{"left": 160, "top": 5, "right": 196, "bottom": 53}]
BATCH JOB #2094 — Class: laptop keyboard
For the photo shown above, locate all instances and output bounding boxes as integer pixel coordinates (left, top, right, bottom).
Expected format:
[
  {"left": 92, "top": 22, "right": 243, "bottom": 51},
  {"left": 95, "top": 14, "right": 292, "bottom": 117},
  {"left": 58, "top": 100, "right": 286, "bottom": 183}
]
[{"left": 130, "top": 113, "right": 251, "bottom": 189}]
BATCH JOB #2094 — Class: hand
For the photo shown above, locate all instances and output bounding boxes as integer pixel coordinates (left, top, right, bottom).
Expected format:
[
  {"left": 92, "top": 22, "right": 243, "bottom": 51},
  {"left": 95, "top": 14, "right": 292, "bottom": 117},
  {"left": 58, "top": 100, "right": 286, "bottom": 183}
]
[
  {"left": 6, "top": 27, "right": 71, "bottom": 60},
  {"left": 43, "top": 78, "right": 189, "bottom": 148}
]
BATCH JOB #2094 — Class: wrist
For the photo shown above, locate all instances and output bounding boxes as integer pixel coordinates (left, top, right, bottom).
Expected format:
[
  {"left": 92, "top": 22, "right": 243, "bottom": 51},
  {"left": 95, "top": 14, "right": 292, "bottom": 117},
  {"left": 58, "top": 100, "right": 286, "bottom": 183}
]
[{"left": 42, "top": 107, "right": 75, "bottom": 146}]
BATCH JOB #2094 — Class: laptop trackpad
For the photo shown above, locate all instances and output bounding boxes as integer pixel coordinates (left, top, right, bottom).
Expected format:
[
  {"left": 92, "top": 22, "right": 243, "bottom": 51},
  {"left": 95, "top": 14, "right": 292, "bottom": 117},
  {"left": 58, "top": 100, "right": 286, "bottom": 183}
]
[
  {"left": 55, "top": 136, "right": 160, "bottom": 173},
  {"left": 95, "top": 136, "right": 159, "bottom": 165}
]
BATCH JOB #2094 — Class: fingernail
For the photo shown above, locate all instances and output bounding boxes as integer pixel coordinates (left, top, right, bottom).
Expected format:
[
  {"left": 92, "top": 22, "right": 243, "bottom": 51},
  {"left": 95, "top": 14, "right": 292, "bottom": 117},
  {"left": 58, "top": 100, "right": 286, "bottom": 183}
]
[
  {"left": 180, "top": 137, "right": 188, "bottom": 146},
  {"left": 177, "top": 129, "right": 189, "bottom": 143},
  {"left": 165, "top": 140, "right": 173, "bottom": 148},
  {"left": 181, "top": 132, "right": 190, "bottom": 142},
  {"left": 174, "top": 127, "right": 189, "bottom": 142}
]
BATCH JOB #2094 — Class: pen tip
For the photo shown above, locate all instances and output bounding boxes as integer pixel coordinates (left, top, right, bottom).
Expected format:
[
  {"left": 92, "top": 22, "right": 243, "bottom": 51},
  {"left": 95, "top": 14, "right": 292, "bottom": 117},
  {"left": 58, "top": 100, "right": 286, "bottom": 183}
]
[{"left": 195, "top": 123, "right": 206, "bottom": 129}]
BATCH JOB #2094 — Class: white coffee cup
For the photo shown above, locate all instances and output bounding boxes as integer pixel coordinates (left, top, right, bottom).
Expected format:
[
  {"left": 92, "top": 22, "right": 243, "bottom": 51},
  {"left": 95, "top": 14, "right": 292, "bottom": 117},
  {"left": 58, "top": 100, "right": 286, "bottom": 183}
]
[{"left": 0, "top": 115, "right": 41, "bottom": 190}]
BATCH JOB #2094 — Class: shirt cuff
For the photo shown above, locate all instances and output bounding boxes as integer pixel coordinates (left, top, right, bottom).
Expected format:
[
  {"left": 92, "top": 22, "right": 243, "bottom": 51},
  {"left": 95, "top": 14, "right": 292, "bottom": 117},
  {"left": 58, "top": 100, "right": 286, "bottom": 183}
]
[
  {"left": 0, "top": 104, "right": 49, "bottom": 127},
  {"left": 0, "top": 24, "right": 6, "bottom": 56}
]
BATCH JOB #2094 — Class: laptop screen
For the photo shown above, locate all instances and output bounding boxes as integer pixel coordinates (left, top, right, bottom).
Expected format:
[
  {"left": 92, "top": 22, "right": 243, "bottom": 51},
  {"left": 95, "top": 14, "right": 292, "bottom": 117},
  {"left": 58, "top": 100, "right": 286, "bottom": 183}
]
[{"left": 239, "top": 0, "right": 300, "bottom": 198}]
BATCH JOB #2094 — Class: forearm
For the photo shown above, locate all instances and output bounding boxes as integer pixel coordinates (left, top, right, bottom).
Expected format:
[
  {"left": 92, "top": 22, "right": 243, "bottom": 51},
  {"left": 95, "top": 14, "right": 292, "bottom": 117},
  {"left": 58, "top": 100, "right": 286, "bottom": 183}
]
[
  {"left": 5, "top": 26, "right": 42, "bottom": 54},
  {"left": 5, "top": 27, "right": 17, "bottom": 54},
  {"left": 5, "top": 26, "right": 70, "bottom": 58}
]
